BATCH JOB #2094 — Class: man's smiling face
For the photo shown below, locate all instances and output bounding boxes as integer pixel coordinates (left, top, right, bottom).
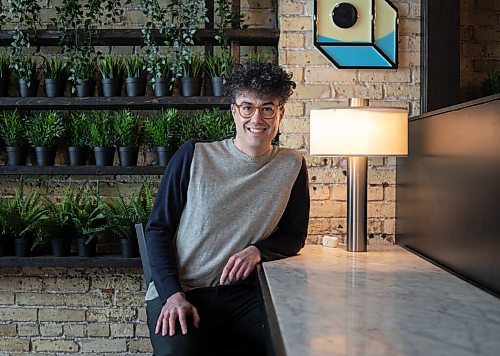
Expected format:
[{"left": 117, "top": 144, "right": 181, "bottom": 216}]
[{"left": 231, "top": 92, "right": 284, "bottom": 157}]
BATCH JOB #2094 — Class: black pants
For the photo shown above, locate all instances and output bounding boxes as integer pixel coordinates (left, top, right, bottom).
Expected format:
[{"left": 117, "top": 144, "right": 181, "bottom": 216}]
[{"left": 146, "top": 276, "right": 267, "bottom": 356}]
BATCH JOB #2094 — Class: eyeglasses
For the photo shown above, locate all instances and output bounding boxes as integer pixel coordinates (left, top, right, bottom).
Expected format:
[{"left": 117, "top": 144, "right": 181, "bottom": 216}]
[{"left": 235, "top": 103, "right": 281, "bottom": 119}]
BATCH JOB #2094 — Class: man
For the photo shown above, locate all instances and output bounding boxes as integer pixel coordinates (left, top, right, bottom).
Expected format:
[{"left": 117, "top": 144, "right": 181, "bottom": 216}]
[{"left": 145, "top": 61, "right": 310, "bottom": 355}]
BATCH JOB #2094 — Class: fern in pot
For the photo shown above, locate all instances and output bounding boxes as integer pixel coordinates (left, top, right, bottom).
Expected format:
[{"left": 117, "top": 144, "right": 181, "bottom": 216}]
[
  {"left": 205, "top": 50, "right": 232, "bottom": 96},
  {"left": 124, "top": 55, "right": 147, "bottom": 96},
  {"left": 99, "top": 55, "right": 125, "bottom": 97},
  {"left": 181, "top": 51, "right": 205, "bottom": 96},
  {"left": 113, "top": 109, "right": 142, "bottom": 166},
  {"left": 25, "top": 111, "right": 65, "bottom": 166},
  {"left": 144, "top": 108, "right": 180, "bottom": 166},
  {"left": 66, "top": 112, "right": 91, "bottom": 166},
  {"left": 149, "top": 54, "right": 173, "bottom": 96},
  {"left": 44, "top": 57, "right": 69, "bottom": 97},
  {"left": 0, "top": 53, "right": 11, "bottom": 96},
  {"left": 11, "top": 55, "right": 41, "bottom": 97},
  {"left": 0, "top": 110, "right": 28, "bottom": 165},
  {"left": 88, "top": 111, "right": 115, "bottom": 166}
]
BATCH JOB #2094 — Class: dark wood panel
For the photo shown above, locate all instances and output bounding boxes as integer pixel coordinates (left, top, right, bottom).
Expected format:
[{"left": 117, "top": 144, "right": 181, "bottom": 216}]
[
  {"left": 0, "top": 96, "right": 231, "bottom": 110},
  {"left": 0, "top": 165, "right": 165, "bottom": 175},
  {"left": 0, "top": 255, "right": 141, "bottom": 267},
  {"left": 0, "top": 29, "right": 279, "bottom": 47}
]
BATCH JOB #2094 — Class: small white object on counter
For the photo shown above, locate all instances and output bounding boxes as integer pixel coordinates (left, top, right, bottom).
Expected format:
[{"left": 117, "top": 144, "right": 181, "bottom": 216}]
[{"left": 322, "top": 235, "right": 338, "bottom": 248}]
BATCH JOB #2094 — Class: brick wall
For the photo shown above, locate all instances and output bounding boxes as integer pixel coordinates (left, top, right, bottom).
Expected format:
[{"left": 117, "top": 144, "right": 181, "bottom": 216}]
[
  {"left": 278, "top": 0, "right": 421, "bottom": 245},
  {"left": 460, "top": 0, "right": 500, "bottom": 101}
]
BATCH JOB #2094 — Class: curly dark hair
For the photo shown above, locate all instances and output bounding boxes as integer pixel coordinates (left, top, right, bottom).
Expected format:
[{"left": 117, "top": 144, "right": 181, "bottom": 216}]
[{"left": 224, "top": 62, "right": 296, "bottom": 105}]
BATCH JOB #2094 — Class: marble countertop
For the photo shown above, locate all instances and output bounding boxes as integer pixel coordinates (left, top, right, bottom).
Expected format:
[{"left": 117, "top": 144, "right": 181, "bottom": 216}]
[{"left": 262, "top": 245, "right": 500, "bottom": 356}]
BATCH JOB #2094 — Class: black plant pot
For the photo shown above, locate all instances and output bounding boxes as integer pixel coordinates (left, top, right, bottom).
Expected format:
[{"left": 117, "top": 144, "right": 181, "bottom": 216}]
[
  {"left": 93, "top": 146, "right": 115, "bottom": 166},
  {"left": 181, "top": 77, "right": 202, "bottom": 96},
  {"left": 6, "top": 146, "right": 27, "bottom": 166},
  {"left": 14, "top": 238, "right": 32, "bottom": 257},
  {"left": 51, "top": 238, "right": 72, "bottom": 257},
  {"left": 125, "top": 77, "right": 147, "bottom": 96},
  {"left": 0, "top": 237, "right": 14, "bottom": 257},
  {"left": 120, "top": 238, "right": 139, "bottom": 258},
  {"left": 0, "top": 77, "right": 10, "bottom": 96},
  {"left": 35, "top": 147, "right": 57, "bottom": 166},
  {"left": 45, "top": 78, "right": 66, "bottom": 97},
  {"left": 210, "top": 77, "right": 224, "bottom": 96},
  {"left": 118, "top": 146, "right": 139, "bottom": 167},
  {"left": 67, "top": 146, "right": 88, "bottom": 166},
  {"left": 18, "top": 79, "right": 39, "bottom": 97},
  {"left": 76, "top": 237, "right": 97, "bottom": 257},
  {"left": 101, "top": 78, "right": 123, "bottom": 97},
  {"left": 75, "top": 79, "right": 96, "bottom": 97},
  {"left": 153, "top": 77, "right": 173, "bottom": 96},
  {"left": 156, "top": 146, "right": 176, "bottom": 166}
]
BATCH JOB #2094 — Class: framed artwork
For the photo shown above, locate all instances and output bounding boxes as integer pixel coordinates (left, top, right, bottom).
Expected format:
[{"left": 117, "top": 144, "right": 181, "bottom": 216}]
[{"left": 314, "top": 0, "right": 398, "bottom": 69}]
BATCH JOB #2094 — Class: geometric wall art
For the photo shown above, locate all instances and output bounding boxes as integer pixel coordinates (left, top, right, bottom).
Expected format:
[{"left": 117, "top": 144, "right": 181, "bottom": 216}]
[{"left": 314, "top": 0, "right": 398, "bottom": 69}]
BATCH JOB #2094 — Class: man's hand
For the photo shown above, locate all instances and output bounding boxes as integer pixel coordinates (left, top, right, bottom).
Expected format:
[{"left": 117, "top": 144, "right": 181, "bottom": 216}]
[
  {"left": 220, "top": 245, "right": 262, "bottom": 285},
  {"left": 155, "top": 292, "right": 200, "bottom": 336}
]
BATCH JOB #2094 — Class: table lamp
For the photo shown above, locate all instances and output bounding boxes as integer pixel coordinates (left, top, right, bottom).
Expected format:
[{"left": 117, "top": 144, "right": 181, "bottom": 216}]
[{"left": 309, "top": 99, "right": 408, "bottom": 252}]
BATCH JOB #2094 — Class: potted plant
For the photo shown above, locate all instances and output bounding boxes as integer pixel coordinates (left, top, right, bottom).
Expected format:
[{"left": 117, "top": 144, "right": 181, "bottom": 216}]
[
  {"left": 88, "top": 111, "right": 115, "bottom": 166},
  {"left": 3, "top": 188, "right": 47, "bottom": 257},
  {"left": 25, "top": 111, "right": 65, "bottom": 166},
  {"left": 482, "top": 70, "right": 500, "bottom": 96},
  {"left": 99, "top": 55, "right": 125, "bottom": 97},
  {"left": 65, "top": 112, "right": 90, "bottom": 166},
  {"left": 204, "top": 50, "right": 232, "bottom": 96},
  {"left": 0, "top": 110, "right": 28, "bottom": 165},
  {"left": 0, "top": 199, "right": 15, "bottom": 256},
  {"left": 149, "top": 54, "right": 173, "bottom": 96},
  {"left": 124, "top": 55, "right": 147, "bottom": 96},
  {"left": 11, "top": 55, "right": 41, "bottom": 97},
  {"left": 0, "top": 53, "right": 11, "bottom": 96},
  {"left": 144, "top": 108, "right": 180, "bottom": 166},
  {"left": 180, "top": 51, "right": 205, "bottom": 96},
  {"left": 70, "top": 55, "right": 96, "bottom": 97},
  {"left": 106, "top": 185, "right": 153, "bottom": 258},
  {"left": 113, "top": 109, "right": 142, "bottom": 166},
  {"left": 71, "top": 188, "right": 109, "bottom": 257},
  {"left": 44, "top": 57, "right": 69, "bottom": 97},
  {"left": 199, "top": 108, "right": 235, "bottom": 141}
]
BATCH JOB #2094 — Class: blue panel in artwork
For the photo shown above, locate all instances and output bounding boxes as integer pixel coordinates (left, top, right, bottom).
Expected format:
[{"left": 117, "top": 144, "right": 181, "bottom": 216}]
[
  {"left": 375, "top": 31, "right": 396, "bottom": 63},
  {"left": 322, "top": 46, "right": 391, "bottom": 67}
]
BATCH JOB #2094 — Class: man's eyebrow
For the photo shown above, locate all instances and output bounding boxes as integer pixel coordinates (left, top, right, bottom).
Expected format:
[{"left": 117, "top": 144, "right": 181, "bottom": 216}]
[{"left": 238, "top": 100, "right": 276, "bottom": 105}]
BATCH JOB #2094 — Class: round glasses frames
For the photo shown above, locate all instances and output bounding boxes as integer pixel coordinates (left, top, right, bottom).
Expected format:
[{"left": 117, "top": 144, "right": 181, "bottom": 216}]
[{"left": 235, "top": 103, "right": 281, "bottom": 119}]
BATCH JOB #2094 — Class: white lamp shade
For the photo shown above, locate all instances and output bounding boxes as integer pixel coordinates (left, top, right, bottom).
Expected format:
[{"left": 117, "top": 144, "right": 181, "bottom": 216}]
[{"left": 310, "top": 107, "right": 408, "bottom": 156}]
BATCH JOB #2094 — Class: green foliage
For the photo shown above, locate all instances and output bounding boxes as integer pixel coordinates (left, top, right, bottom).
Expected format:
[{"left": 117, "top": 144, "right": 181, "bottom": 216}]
[
  {"left": 124, "top": 56, "right": 147, "bottom": 79},
  {"left": 37, "top": 189, "right": 77, "bottom": 245},
  {"left": 66, "top": 112, "right": 90, "bottom": 147},
  {"left": 247, "top": 51, "right": 272, "bottom": 64},
  {"left": 196, "top": 108, "right": 235, "bottom": 141},
  {"left": 88, "top": 111, "right": 115, "bottom": 147},
  {"left": 44, "top": 57, "right": 70, "bottom": 80},
  {"left": 182, "top": 51, "right": 205, "bottom": 78},
  {"left": 144, "top": 108, "right": 180, "bottom": 147},
  {"left": 5, "top": 0, "right": 42, "bottom": 56},
  {"left": 482, "top": 70, "right": 500, "bottom": 96},
  {"left": 25, "top": 111, "right": 65, "bottom": 148},
  {"left": 0, "top": 53, "right": 11, "bottom": 79},
  {"left": 70, "top": 55, "right": 96, "bottom": 81},
  {"left": 70, "top": 186, "right": 109, "bottom": 244},
  {"left": 99, "top": 55, "right": 125, "bottom": 79},
  {"left": 113, "top": 109, "right": 142, "bottom": 147},
  {"left": 106, "top": 184, "right": 154, "bottom": 239},
  {"left": 0, "top": 110, "right": 26, "bottom": 147},
  {"left": 1, "top": 188, "right": 47, "bottom": 241},
  {"left": 11, "top": 55, "right": 41, "bottom": 81},
  {"left": 148, "top": 54, "right": 172, "bottom": 79},
  {"left": 204, "top": 50, "right": 232, "bottom": 81}
]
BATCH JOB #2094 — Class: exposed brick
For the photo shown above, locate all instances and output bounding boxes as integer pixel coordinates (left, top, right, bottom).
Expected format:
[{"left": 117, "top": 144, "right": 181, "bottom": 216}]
[
  {"left": 368, "top": 202, "right": 396, "bottom": 218},
  {"left": 64, "top": 323, "right": 85, "bottom": 338},
  {"left": 135, "top": 323, "right": 150, "bottom": 338},
  {"left": 86, "top": 307, "right": 137, "bottom": 323},
  {"left": 310, "top": 185, "right": 331, "bottom": 200},
  {"left": 110, "top": 323, "right": 134, "bottom": 337},
  {"left": 129, "top": 338, "right": 154, "bottom": 353},
  {"left": 80, "top": 339, "right": 127, "bottom": 353},
  {"left": 32, "top": 339, "right": 79, "bottom": 352},
  {"left": 17, "top": 322, "right": 39, "bottom": 336},
  {"left": 399, "top": 18, "right": 421, "bottom": 34},
  {"left": 279, "top": 33, "right": 306, "bottom": 48},
  {"left": 40, "top": 322, "right": 63, "bottom": 337},
  {"left": 385, "top": 186, "right": 397, "bottom": 201},
  {"left": 307, "top": 218, "right": 333, "bottom": 235},
  {"left": 359, "top": 69, "right": 412, "bottom": 83},
  {"left": 91, "top": 275, "right": 142, "bottom": 291},
  {"left": 0, "top": 338, "right": 30, "bottom": 351},
  {"left": 38, "top": 308, "right": 86, "bottom": 322},
  {"left": 42, "top": 277, "right": 90, "bottom": 292},
  {"left": 368, "top": 169, "right": 396, "bottom": 185},
  {"left": 279, "top": 2, "right": 306, "bottom": 15},
  {"left": 0, "top": 324, "right": 16, "bottom": 336},
  {"left": 0, "top": 307, "right": 37, "bottom": 322},
  {"left": 115, "top": 292, "right": 146, "bottom": 307},
  {"left": 291, "top": 84, "right": 331, "bottom": 99},
  {"left": 308, "top": 167, "right": 345, "bottom": 184},
  {"left": 0, "top": 292, "right": 15, "bottom": 305},
  {"left": 280, "top": 118, "right": 309, "bottom": 135},
  {"left": 368, "top": 186, "right": 384, "bottom": 201},
  {"left": 285, "top": 49, "right": 331, "bottom": 65},
  {"left": 280, "top": 16, "right": 311, "bottom": 31},
  {"left": 310, "top": 201, "right": 346, "bottom": 218},
  {"left": 0, "top": 277, "right": 43, "bottom": 291},
  {"left": 305, "top": 67, "right": 358, "bottom": 83},
  {"left": 87, "top": 323, "right": 110, "bottom": 337}
]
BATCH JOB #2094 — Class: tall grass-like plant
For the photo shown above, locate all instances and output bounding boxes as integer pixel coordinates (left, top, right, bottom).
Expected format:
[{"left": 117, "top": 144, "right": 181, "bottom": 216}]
[
  {"left": 44, "top": 57, "right": 69, "bottom": 80},
  {"left": 149, "top": 54, "right": 172, "bottom": 79},
  {"left": 205, "top": 50, "right": 232, "bottom": 81},
  {"left": 182, "top": 52, "right": 205, "bottom": 78},
  {"left": 0, "top": 53, "right": 11, "bottom": 79},
  {"left": 99, "top": 55, "right": 125, "bottom": 79},
  {"left": 125, "top": 55, "right": 147, "bottom": 78},
  {"left": 25, "top": 111, "right": 65, "bottom": 148},
  {"left": 144, "top": 108, "right": 180, "bottom": 148},
  {"left": 0, "top": 110, "right": 26, "bottom": 147},
  {"left": 113, "top": 109, "right": 141, "bottom": 147},
  {"left": 66, "top": 112, "right": 90, "bottom": 147},
  {"left": 195, "top": 108, "right": 235, "bottom": 141},
  {"left": 88, "top": 111, "right": 115, "bottom": 147},
  {"left": 71, "top": 55, "right": 96, "bottom": 81}
]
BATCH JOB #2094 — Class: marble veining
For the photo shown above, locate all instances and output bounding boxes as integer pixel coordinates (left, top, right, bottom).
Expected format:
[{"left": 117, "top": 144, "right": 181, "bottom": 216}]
[{"left": 262, "top": 245, "right": 500, "bottom": 356}]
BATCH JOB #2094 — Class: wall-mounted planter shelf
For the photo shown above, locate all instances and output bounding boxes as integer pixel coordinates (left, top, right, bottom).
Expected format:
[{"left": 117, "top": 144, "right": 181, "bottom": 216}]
[
  {"left": 0, "top": 28, "right": 279, "bottom": 47},
  {"left": 0, "top": 166, "right": 166, "bottom": 175},
  {"left": 0, "top": 255, "right": 141, "bottom": 268},
  {"left": 0, "top": 96, "right": 231, "bottom": 110}
]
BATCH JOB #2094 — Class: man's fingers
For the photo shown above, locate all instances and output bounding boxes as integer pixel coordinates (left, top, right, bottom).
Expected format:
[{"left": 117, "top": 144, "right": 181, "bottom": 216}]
[
  {"left": 178, "top": 313, "right": 188, "bottom": 335},
  {"left": 220, "top": 256, "right": 236, "bottom": 284},
  {"left": 168, "top": 312, "right": 177, "bottom": 336},
  {"left": 192, "top": 307, "right": 201, "bottom": 328}
]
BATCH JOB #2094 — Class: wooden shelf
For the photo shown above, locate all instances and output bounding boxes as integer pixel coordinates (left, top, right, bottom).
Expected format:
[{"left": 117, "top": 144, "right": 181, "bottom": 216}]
[
  {"left": 0, "top": 28, "right": 279, "bottom": 47},
  {"left": 0, "top": 96, "right": 231, "bottom": 110},
  {"left": 0, "top": 165, "right": 166, "bottom": 175},
  {"left": 0, "top": 255, "right": 142, "bottom": 268}
]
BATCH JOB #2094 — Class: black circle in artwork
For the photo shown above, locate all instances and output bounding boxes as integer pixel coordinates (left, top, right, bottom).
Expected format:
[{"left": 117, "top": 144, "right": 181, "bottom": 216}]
[{"left": 332, "top": 3, "right": 358, "bottom": 29}]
